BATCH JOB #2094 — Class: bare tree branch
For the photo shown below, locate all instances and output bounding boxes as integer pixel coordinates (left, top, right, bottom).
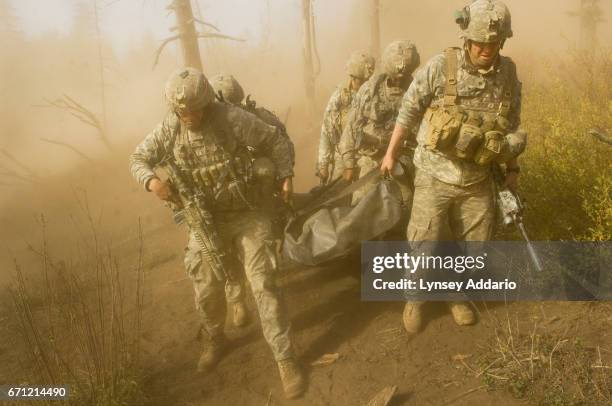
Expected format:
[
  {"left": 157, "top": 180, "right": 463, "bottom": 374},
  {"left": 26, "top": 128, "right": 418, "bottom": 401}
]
[
  {"left": 152, "top": 31, "right": 244, "bottom": 70},
  {"left": 33, "top": 95, "right": 112, "bottom": 151},
  {"left": 0, "top": 168, "right": 39, "bottom": 184},
  {"left": 40, "top": 138, "right": 94, "bottom": 162},
  {"left": 152, "top": 35, "right": 180, "bottom": 69},
  {"left": 0, "top": 149, "right": 39, "bottom": 179},
  {"left": 193, "top": 18, "right": 220, "bottom": 32},
  {"left": 589, "top": 129, "right": 612, "bottom": 145},
  {"left": 197, "top": 32, "right": 245, "bottom": 42}
]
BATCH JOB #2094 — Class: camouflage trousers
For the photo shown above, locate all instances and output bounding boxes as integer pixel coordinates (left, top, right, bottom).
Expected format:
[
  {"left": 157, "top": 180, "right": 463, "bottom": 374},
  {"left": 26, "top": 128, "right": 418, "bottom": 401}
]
[
  {"left": 328, "top": 151, "right": 345, "bottom": 182},
  {"left": 351, "top": 154, "right": 413, "bottom": 207},
  {"left": 184, "top": 211, "right": 293, "bottom": 361},
  {"left": 407, "top": 169, "right": 495, "bottom": 242}
]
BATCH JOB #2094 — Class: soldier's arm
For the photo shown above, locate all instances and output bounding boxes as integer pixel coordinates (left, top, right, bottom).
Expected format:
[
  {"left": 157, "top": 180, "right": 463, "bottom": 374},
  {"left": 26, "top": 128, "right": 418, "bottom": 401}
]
[
  {"left": 395, "top": 56, "right": 441, "bottom": 137},
  {"left": 231, "top": 107, "right": 294, "bottom": 179},
  {"left": 318, "top": 89, "right": 342, "bottom": 170},
  {"left": 382, "top": 57, "right": 440, "bottom": 172},
  {"left": 339, "top": 86, "right": 369, "bottom": 169},
  {"left": 507, "top": 60, "right": 522, "bottom": 133},
  {"left": 130, "top": 114, "right": 178, "bottom": 191},
  {"left": 503, "top": 62, "right": 523, "bottom": 189}
]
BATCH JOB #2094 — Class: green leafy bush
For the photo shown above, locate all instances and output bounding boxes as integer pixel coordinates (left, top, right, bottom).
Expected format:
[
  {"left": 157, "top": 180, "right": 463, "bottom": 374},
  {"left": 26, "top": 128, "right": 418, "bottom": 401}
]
[{"left": 519, "top": 48, "right": 611, "bottom": 241}]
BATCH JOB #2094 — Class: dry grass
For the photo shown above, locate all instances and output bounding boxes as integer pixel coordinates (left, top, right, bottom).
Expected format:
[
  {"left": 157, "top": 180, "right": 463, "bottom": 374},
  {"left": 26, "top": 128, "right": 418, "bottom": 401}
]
[
  {"left": 6, "top": 207, "right": 147, "bottom": 405},
  {"left": 459, "top": 305, "right": 612, "bottom": 405}
]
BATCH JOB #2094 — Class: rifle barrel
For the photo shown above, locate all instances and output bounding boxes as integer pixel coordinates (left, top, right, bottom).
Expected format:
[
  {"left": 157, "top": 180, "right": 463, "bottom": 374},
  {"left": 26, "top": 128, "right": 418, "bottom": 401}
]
[{"left": 517, "top": 222, "right": 544, "bottom": 272}]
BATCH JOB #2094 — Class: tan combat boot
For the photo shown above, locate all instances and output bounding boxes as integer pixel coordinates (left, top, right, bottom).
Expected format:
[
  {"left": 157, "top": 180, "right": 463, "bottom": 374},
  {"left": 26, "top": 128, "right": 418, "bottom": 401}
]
[
  {"left": 232, "top": 301, "right": 248, "bottom": 327},
  {"left": 448, "top": 302, "right": 476, "bottom": 326},
  {"left": 277, "top": 358, "right": 306, "bottom": 399},
  {"left": 197, "top": 335, "right": 227, "bottom": 373},
  {"left": 402, "top": 301, "right": 425, "bottom": 334}
]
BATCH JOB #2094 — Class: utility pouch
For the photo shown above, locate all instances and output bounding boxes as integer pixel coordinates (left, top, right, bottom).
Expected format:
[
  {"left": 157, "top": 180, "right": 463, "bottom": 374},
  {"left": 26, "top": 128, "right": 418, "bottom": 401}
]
[
  {"left": 454, "top": 123, "right": 483, "bottom": 159},
  {"left": 474, "top": 130, "right": 504, "bottom": 166},
  {"left": 361, "top": 122, "right": 391, "bottom": 149},
  {"left": 424, "top": 107, "right": 463, "bottom": 151}
]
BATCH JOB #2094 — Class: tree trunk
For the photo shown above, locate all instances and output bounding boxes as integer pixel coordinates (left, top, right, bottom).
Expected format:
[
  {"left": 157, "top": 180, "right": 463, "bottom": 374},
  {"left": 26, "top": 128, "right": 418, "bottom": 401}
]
[
  {"left": 173, "top": 0, "right": 203, "bottom": 70},
  {"left": 369, "top": 0, "right": 380, "bottom": 60},
  {"left": 92, "top": 0, "right": 112, "bottom": 151},
  {"left": 301, "top": 0, "right": 316, "bottom": 122}
]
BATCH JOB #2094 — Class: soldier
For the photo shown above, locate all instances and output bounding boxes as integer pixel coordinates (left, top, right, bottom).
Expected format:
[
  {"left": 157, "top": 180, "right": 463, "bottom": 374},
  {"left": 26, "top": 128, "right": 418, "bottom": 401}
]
[
  {"left": 130, "top": 68, "right": 305, "bottom": 399},
  {"left": 210, "top": 74, "right": 295, "bottom": 238},
  {"left": 210, "top": 73, "right": 295, "bottom": 166},
  {"left": 317, "top": 50, "right": 375, "bottom": 184},
  {"left": 380, "top": 0, "right": 526, "bottom": 333},
  {"left": 339, "top": 40, "right": 420, "bottom": 205}
]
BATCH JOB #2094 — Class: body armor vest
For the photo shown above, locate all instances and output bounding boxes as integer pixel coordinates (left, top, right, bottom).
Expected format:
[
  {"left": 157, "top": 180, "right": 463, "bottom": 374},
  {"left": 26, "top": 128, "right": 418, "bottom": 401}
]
[
  {"left": 424, "top": 47, "right": 514, "bottom": 165},
  {"left": 172, "top": 118, "right": 254, "bottom": 212},
  {"left": 358, "top": 73, "right": 406, "bottom": 155}
]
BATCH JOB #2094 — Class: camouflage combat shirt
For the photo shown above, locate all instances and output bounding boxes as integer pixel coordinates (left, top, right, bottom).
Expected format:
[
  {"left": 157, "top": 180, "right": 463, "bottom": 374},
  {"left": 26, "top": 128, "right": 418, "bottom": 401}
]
[
  {"left": 242, "top": 102, "right": 295, "bottom": 167},
  {"left": 340, "top": 73, "right": 408, "bottom": 169},
  {"left": 130, "top": 101, "right": 294, "bottom": 211},
  {"left": 396, "top": 48, "right": 522, "bottom": 186},
  {"left": 318, "top": 81, "right": 356, "bottom": 169}
]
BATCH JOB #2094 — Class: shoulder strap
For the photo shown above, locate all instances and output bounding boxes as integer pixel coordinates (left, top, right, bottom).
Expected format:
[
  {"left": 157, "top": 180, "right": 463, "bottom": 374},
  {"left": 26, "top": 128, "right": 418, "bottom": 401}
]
[
  {"left": 443, "top": 47, "right": 459, "bottom": 107},
  {"left": 498, "top": 59, "right": 515, "bottom": 118},
  {"left": 208, "top": 103, "right": 233, "bottom": 146}
]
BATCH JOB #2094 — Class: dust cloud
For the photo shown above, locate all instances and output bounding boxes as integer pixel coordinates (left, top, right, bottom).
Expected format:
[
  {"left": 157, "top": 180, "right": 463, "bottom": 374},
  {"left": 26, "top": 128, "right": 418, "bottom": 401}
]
[{"left": 0, "top": 0, "right": 610, "bottom": 281}]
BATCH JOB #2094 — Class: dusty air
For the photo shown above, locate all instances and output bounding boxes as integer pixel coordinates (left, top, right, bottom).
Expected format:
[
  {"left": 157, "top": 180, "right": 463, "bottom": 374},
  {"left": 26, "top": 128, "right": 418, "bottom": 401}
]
[{"left": 0, "top": 0, "right": 610, "bottom": 405}]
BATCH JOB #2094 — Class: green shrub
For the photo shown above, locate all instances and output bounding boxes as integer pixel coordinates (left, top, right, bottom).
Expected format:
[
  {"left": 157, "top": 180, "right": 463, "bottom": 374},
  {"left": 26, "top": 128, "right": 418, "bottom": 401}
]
[{"left": 519, "top": 48, "right": 611, "bottom": 241}]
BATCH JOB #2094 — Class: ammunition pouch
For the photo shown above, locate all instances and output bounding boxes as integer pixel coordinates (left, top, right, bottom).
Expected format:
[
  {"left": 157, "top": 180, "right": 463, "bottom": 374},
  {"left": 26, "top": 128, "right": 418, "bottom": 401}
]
[
  {"left": 359, "top": 122, "right": 393, "bottom": 151},
  {"left": 474, "top": 130, "right": 504, "bottom": 166},
  {"left": 191, "top": 156, "right": 247, "bottom": 189},
  {"left": 454, "top": 123, "right": 483, "bottom": 160},
  {"left": 251, "top": 157, "right": 277, "bottom": 213},
  {"left": 426, "top": 47, "right": 516, "bottom": 166},
  {"left": 423, "top": 107, "right": 463, "bottom": 151}
]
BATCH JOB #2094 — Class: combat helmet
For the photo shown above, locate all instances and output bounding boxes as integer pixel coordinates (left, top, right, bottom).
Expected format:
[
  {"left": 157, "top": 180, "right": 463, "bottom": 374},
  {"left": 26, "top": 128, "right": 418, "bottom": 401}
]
[
  {"left": 381, "top": 40, "right": 420, "bottom": 80},
  {"left": 345, "top": 50, "right": 376, "bottom": 80},
  {"left": 164, "top": 67, "right": 215, "bottom": 112},
  {"left": 455, "top": 0, "right": 513, "bottom": 44},
  {"left": 210, "top": 74, "right": 245, "bottom": 105}
]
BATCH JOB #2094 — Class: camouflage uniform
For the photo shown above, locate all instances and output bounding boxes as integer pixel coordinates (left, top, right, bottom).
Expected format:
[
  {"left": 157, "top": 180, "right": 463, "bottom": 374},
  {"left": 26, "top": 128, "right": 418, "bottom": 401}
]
[
  {"left": 340, "top": 41, "right": 419, "bottom": 205},
  {"left": 318, "top": 82, "right": 356, "bottom": 181},
  {"left": 396, "top": 20, "right": 522, "bottom": 243},
  {"left": 318, "top": 51, "right": 375, "bottom": 182},
  {"left": 130, "top": 101, "right": 295, "bottom": 362},
  {"left": 209, "top": 73, "right": 294, "bottom": 301},
  {"left": 394, "top": 1, "right": 524, "bottom": 334},
  {"left": 211, "top": 73, "right": 295, "bottom": 167}
]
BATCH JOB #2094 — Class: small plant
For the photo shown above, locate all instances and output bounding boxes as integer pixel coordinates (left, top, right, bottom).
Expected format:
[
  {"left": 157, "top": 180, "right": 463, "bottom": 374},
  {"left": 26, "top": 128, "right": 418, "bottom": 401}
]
[
  {"left": 463, "top": 311, "right": 611, "bottom": 406},
  {"left": 519, "top": 47, "right": 611, "bottom": 241},
  {"left": 7, "top": 211, "right": 147, "bottom": 406}
]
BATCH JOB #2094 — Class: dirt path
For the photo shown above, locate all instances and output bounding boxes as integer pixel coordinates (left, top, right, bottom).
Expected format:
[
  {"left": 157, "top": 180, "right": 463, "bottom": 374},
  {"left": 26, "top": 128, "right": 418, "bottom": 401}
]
[
  {"left": 1, "top": 166, "right": 609, "bottom": 406},
  {"left": 136, "top": 223, "right": 611, "bottom": 405}
]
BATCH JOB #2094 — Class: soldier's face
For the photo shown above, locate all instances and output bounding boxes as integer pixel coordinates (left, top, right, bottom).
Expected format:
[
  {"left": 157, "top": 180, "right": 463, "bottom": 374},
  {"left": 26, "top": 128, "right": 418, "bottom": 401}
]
[
  {"left": 468, "top": 41, "right": 501, "bottom": 68},
  {"left": 176, "top": 107, "right": 204, "bottom": 130}
]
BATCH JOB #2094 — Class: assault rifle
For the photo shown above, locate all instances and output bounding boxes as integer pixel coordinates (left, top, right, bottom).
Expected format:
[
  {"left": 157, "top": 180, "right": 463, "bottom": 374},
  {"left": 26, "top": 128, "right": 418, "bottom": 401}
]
[
  {"left": 493, "top": 164, "right": 543, "bottom": 272},
  {"left": 162, "top": 158, "right": 234, "bottom": 282}
]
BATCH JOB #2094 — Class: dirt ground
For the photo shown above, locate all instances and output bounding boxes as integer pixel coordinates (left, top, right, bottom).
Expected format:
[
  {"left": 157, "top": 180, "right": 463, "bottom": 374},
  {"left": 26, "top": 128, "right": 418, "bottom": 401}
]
[
  {"left": 0, "top": 158, "right": 610, "bottom": 406},
  {"left": 134, "top": 215, "right": 611, "bottom": 405}
]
